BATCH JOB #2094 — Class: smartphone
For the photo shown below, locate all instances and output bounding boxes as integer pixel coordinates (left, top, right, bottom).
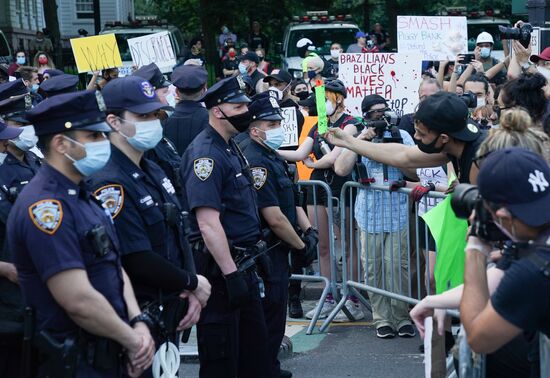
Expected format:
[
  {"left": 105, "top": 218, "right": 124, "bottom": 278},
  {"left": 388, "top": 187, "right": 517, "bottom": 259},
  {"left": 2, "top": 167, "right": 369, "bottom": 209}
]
[{"left": 458, "top": 54, "right": 475, "bottom": 64}]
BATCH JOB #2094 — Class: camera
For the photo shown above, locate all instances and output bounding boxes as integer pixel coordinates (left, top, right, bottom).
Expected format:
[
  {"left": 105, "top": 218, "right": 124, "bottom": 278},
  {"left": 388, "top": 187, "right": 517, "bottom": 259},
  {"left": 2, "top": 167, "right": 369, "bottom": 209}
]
[
  {"left": 499, "top": 23, "right": 533, "bottom": 49},
  {"left": 459, "top": 91, "right": 477, "bottom": 109},
  {"left": 361, "top": 110, "right": 403, "bottom": 143},
  {"left": 451, "top": 184, "right": 507, "bottom": 242}
]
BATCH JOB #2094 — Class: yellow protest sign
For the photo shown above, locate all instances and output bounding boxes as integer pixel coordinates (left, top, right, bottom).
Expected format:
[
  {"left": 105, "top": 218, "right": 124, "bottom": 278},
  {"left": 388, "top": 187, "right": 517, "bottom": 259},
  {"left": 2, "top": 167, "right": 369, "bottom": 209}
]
[{"left": 70, "top": 34, "right": 122, "bottom": 73}]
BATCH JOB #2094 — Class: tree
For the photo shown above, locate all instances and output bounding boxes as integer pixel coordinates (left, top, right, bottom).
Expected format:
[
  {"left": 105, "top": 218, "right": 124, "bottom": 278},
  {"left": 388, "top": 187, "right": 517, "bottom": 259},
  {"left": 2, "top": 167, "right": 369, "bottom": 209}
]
[{"left": 42, "top": 0, "right": 62, "bottom": 65}]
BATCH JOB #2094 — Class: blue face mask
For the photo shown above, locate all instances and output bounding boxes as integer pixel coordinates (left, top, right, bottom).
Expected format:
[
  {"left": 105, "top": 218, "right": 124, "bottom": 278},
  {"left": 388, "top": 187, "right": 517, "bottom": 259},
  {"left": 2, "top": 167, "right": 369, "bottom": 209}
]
[
  {"left": 64, "top": 137, "right": 111, "bottom": 176},
  {"left": 258, "top": 126, "right": 285, "bottom": 150},
  {"left": 307, "top": 70, "right": 317, "bottom": 80},
  {"left": 238, "top": 62, "right": 248, "bottom": 76},
  {"left": 480, "top": 47, "right": 491, "bottom": 59},
  {"left": 120, "top": 118, "right": 163, "bottom": 151},
  {"left": 30, "top": 83, "right": 39, "bottom": 93},
  {"left": 16, "top": 57, "right": 26, "bottom": 65}
]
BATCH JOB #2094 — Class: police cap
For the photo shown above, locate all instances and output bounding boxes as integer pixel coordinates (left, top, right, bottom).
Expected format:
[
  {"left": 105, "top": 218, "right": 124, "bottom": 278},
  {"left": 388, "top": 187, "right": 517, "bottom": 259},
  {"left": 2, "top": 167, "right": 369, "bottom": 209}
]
[
  {"left": 43, "top": 68, "right": 65, "bottom": 78},
  {"left": 102, "top": 76, "right": 173, "bottom": 114},
  {"left": 249, "top": 95, "right": 282, "bottom": 122},
  {"left": 171, "top": 65, "right": 207, "bottom": 90},
  {"left": 132, "top": 63, "right": 171, "bottom": 89},
  {"left": 40, "top": 74, "right": 79, "bottom": 97},
  {"left": 25, "top": 90, "right": 111, "bottom": 136},
  {"left": 0, "top": 79, "right": 32, "bottom": 123},
  {"left": 199, "top": 76, "right": 251, "bottom": 109}
]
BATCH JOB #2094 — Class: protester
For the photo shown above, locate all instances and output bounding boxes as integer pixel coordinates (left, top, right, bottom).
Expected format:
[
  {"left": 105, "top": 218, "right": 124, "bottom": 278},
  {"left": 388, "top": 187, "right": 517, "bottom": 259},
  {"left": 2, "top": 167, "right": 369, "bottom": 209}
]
[
  {"left": 346, "top": 31, "right": 367, "bottom": 53},
  {"left": 248, "top": 21, "right": 269, "bottom": 53},
  {"left": 370, "top": 23, "right": 390, "bottom": 51},
  {"left": 188, "top": 37, "right": 206, "bottom": 64},
  {"left": 326, "top": 43, "right": 343, "bottom": 78},
  {"left": 32, "top": 51, "right": 55, "bottom": 78},
  {"left": 222, "top": 47, "right": 239, "bottom": 77},
  {"left": 474, "top": 32, "right": 507, "bottom": 84},
  {"left": 7, "top": 50, "right": 27, "bottom": 76},
  {"left": 218, "top": 25, "right": 237, "bottom": 55},
  {"left": 15, "top": 66, "right": 42, "bottom": 105},
  {"left": 256, "top": 48, "right": 270, "bottom": 74},
  {"left": 291, "top": 79, "right": 309, "bottom": 101},
  {"left": 304, "top": 56, "right": 324, "bottom": 89}
]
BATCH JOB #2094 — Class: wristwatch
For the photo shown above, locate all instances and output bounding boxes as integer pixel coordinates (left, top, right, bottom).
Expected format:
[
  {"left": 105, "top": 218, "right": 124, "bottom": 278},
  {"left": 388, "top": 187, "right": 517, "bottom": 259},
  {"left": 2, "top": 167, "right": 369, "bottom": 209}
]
[{"left": 129, "top": 312, "right": 155, "bottom": 328}]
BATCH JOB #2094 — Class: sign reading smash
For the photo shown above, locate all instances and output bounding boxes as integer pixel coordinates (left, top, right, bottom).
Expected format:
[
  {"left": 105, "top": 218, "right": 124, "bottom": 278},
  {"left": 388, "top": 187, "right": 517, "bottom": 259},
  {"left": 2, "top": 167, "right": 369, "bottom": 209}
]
[
  {"left": 70, "top": 34, "right": 122, "bottom": 73},
  {"left": 397, "top": 16, "right": 467, "bottom": 61},
  {"left": 338, "top": 53, "right": 422, "bottom": 118},
  {"left": 280, "top": 107, "right": 299, "bottom": 148},
  {"left": 128, "top": 31, "right": 177, "bottom": 73}
]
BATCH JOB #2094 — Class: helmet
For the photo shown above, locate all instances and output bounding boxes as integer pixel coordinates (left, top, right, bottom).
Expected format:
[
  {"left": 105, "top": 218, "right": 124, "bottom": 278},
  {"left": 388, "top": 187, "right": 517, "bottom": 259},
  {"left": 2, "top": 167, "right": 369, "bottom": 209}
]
[
  {"left": 296, "top": 38, "right": 314, "bottom": 50},
  {"left": 324, "top": 79, "right": 347, "bottom": 98},
  {"left": 476, "top": 32, "right": 494, "bottom": 45}
]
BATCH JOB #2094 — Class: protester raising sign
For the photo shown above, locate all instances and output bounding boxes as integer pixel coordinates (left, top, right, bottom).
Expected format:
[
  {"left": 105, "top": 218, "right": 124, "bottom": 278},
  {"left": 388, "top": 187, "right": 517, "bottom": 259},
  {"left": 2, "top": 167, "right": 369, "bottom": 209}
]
[
  {"left": 337, "top": 53, "right": 422, "bottom": 118},
  {"left": 128, "top": 32, "right": 177, "bottom": 73},
  {"left": 397, "top": 16, "right": 468, "bottom": 61},
  {"left": 280, "top": 107, "right": 299, "bottom": 148},
  {"left": 70, "top": 34, "right": 122, "bottom": 73}
]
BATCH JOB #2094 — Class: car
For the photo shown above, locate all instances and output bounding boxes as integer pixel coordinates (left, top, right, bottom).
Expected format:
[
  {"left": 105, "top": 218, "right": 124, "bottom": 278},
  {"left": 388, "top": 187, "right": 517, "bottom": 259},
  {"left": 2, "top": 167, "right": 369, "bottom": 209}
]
[
  {"left": 277, "top": 12, "right": 360, "bottom": 79},
  {"left": 99, "top": 18, "right": 187, "bottom": 76}
]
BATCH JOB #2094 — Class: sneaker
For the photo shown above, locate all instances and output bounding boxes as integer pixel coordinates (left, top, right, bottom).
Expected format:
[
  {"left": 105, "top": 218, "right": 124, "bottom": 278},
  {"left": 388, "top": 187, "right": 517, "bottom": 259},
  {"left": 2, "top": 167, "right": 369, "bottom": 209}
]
[
  {"left": 288, "top": 296, "right": 303, "bottom": 319},
  {"left": 398, "top": 324, "right": 416, "bottom": 338},
  {"left": 305, "top": 299, "right": 336, "bottom": 319},
  {"left": 376, "top": 326, "right": 396, "bottom": 339},
  {"left": 333, "top": 300, "right": 365, "bottom": 322}
]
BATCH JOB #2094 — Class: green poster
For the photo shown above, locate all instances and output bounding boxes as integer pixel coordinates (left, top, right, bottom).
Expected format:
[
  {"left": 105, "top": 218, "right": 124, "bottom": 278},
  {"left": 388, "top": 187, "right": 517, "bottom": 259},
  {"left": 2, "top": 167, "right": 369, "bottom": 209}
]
[{"left": 315, "top": 82, "right": 328, "bottom": 134}]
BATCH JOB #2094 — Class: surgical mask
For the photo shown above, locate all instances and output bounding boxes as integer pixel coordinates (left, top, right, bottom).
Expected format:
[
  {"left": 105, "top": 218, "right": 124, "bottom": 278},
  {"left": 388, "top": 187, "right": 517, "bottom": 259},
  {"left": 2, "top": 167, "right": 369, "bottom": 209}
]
[
  {"left": 325, "top": 100, "right": 335, "bottom": 116},
  {"left": 295, "top": 91, "right": 309, "bottom": 101},
  {"left": 417, "top": 134, "right": 444, "bottom": 154},
  {"left": 219, "top": 108, "right": 252, "bottom": 132},
  {"left": 258, "top": 127, "right": 285, "bottom": 150},
  {"left": 536, "top": 66, "right": 550, "bottom": 81},
  {"left": 166, "top": 93, "right": 177, "bottom": 108},
  {"left": 238, "top": 62, "right": 248, "bottom": 75},
  {"left": 222, "top": 27, "right": 229, "bottom": 34},
  {"left": 10, "top": 125, "right": 37, "bottom": 151},
  {"left": 16, "top": 57, "right": 25, "bottom": 65},
  {"left": 119, "top": 119, "right": 163, "bottom": 151},
  {"left": 480, "top": 47, "right": 491, "bottom": 59},
  {"left": 30, "top": 83, "right": 39, "bottom": 93},
  {"left": 476, "top": 97, "right": 486, "bottom": 108},
  {"left": 268, "top": 86, "right": 283, "bottom": 101},
  {"left": 330, "top": 49, "right": 340, "bottom": 59},
  {"left": 0, "top": 153, "right": 6, "bottom": 165},
  {"left": 307, "top": 70, "right": 317, "bottom": 80},
  {"left": 64, "top": 137, "right": 111, "bottom": 176}
]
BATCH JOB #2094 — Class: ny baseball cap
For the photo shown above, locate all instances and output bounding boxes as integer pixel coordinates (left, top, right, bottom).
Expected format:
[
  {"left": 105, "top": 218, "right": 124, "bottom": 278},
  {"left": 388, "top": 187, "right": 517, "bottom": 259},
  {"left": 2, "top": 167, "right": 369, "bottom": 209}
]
[{"left": 478, "top": 147, "right": 550, "bottom": 227}]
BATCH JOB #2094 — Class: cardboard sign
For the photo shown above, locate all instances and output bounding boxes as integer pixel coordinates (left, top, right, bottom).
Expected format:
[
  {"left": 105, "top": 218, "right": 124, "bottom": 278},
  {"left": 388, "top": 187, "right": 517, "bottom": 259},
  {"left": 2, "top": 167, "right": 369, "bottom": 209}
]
[
  {"left": 128, "top": 31, "right": 176, "bottom": 73},
  {"left": 531, "top": 27, "right": 541, "bottom": 56},
  {"left": 397, "top": 16, "right": 468, "bottom": 61},
  {"left": 338, "top": 53, "right": 422, "bottom": 118},
  {"left": 70, "top": 34, "right": 122, "bottom": 73},
  {"left": 280, "top": 107, "right": 299, "bottom": 148}
]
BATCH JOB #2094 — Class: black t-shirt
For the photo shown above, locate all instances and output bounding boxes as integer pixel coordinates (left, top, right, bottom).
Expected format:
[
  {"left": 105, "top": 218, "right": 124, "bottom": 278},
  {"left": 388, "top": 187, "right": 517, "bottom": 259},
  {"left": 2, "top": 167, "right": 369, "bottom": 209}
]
[
  {"left": 222, "top": 58, "right": 239, "bottom": 77},
  {"left": 397, "top": 113, "right": 415, "bottom": 144},
  {"left": 248, "top": 32, "right": 269, "bottom": 52},
  {"left": 449, "top": 130, "right": 487, "bottom": 184}
]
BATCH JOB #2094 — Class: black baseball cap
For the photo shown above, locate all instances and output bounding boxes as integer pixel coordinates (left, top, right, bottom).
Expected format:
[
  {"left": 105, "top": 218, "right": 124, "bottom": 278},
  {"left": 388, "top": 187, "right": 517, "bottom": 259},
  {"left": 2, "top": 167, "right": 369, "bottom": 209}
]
[
  {"left": 263, "top": 70, "right": 292, "bottom": 85},
  {"left": 239, "top": 51, "right": 259, "bottom": 64},
  {"left": 478, "top": 147, "right": 550, "bottom": 227},
  {"left": 415, "top": 91, "right": 477, "bottom": 141},
  {"left": 361, "top": 94, "right": 386, "bottom": 113},
  {"left": 102, "top": 76, "right": 173, "bottom": 114}
]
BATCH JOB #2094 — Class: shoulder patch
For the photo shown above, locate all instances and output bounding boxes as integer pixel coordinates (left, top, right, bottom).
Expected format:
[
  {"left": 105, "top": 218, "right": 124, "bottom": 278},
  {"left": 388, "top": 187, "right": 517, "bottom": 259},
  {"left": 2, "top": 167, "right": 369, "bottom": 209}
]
[
  {"left": 28, "top": 199, "right": 63, "bottom": 235},
  {"left": 194, "top": 158, "right": 214, "bottom": 181},
  {"left": 251, "top": 167, "right": 268, "bottom": 190},
  {"left": 94, "top": 184, "right": 124, "bottom": 219}
]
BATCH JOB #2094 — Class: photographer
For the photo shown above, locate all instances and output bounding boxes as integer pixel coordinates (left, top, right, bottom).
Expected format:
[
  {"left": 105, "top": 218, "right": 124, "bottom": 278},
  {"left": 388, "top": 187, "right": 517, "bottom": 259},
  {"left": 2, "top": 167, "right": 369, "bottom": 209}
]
[
  {"left": 461, "top": 147, "right": 550, "bottom": 356},
  {"left": 326, "top": 92, "right": 486, "bottom": 185}
]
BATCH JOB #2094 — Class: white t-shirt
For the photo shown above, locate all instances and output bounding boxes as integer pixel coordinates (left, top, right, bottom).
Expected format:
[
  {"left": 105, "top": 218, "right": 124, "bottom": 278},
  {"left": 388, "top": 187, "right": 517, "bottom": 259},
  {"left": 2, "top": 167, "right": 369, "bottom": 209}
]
[{"left": 416, "top": 166, "right": 447, "bottom": 216}]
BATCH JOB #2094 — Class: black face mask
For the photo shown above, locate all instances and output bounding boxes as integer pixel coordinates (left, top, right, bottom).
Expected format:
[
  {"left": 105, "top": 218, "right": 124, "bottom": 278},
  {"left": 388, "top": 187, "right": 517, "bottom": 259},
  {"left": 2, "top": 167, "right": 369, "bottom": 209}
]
[
  {"left": 417, "top": 134, "right": 444, "bottom": 154},
  {"left": 219, "top": 108, "right": 253, "bottom": 132},
  {"left": 295, "top": 91, "right": 309, "bottom": 101}
]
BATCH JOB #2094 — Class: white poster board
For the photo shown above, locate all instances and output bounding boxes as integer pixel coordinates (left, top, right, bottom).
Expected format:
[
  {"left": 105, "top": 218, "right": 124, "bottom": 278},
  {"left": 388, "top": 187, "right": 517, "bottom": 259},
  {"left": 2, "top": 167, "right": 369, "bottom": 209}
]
[
  {"left": 128, "top": 31, "right": 176, "bottom": 73},
  {"left": 338, "top": 53, "right": 422, "bottom": 118},
  {"left": 280, "top": 107, "right": 299, "bottom": 148},
  {"left": 397, "top": 16, "right": 468, "bottom": 61},
  {"left": 531, "top": 27, "right": 541, "bottom": 56}
]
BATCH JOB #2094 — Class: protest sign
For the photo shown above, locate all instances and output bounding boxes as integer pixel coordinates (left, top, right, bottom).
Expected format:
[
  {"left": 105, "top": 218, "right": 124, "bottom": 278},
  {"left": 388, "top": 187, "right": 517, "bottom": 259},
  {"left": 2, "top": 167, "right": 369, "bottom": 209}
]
[
  {"left": 128, "top": 32, "right": 177, "bottom": 73},
  {"left": 531, "top": 27, "right": 541, "bottom": 56},
  {"left": 70, "top": 34, "right": 122, "bottom": 73},
  {"left": 338, "top": 53, "right": 422, "bottom": 118},
  {"left": 280, "top": 107, "right": 299, "bottom": 148},
  {"left": 397, "top": 16, "right": 468, "bottom": 61}
]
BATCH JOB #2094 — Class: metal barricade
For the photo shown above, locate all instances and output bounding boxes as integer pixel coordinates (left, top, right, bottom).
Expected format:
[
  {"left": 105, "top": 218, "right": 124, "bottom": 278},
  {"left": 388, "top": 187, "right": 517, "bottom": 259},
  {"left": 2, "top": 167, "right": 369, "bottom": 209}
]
[{"left": 289, "top": 180, "right": 340, "bottom": 335}]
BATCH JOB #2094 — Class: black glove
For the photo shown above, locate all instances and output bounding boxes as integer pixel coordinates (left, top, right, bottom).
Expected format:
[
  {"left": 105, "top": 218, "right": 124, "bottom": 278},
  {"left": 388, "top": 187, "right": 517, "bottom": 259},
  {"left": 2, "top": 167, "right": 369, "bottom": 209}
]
[
  {"left": 302, "top": 227, "right": 319, "bottom": 266},
  {"left": 224, "top": 271, "right": 249, "bottom": 309}
]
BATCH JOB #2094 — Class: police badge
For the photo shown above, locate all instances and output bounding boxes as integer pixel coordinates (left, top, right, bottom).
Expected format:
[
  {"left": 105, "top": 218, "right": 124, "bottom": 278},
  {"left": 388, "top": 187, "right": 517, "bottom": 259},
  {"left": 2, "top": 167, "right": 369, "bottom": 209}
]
[
  {"left": 194, "top": 158, "right": 214, "bottom": 181},
  {"left": 251, "top": 167, "right": 268, "bottom": 190},
  {"left": 29, "top": 199, "right": 63, "bottom": 235},
  {"left": 94, "top": 184, "right": 124, "bottom": 218}
]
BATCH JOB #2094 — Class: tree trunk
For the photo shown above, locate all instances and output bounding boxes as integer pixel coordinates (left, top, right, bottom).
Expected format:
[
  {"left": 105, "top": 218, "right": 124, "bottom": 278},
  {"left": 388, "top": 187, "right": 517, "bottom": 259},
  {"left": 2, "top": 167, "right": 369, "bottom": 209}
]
[{"left": 42, "top": 0, "right": 62, "bottom": 65}]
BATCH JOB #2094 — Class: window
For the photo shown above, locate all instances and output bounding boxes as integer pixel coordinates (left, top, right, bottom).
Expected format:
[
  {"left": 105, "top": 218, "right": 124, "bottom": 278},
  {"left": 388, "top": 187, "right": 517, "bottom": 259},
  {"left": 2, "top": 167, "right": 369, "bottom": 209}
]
[{"left": 76, "top": 0, "right": 94, "bottom": 19}]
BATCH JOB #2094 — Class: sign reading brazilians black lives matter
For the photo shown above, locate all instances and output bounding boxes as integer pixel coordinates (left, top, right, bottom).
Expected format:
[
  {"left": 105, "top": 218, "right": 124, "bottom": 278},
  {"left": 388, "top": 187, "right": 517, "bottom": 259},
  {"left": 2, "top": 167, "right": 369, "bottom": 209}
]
[{"left": 337, "top": 53, "right": 422, "bottom": 118}]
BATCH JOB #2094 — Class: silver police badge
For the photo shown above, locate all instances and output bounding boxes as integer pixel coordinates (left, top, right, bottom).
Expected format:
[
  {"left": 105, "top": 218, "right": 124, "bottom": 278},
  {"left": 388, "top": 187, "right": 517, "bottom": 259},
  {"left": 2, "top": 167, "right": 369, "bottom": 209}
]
[
  {"left": 29, "top": 199, "right": 63, "bottom": 235},
  {"left": 251, "top": 167, "right": 268, "bottom": 190},
  {"left": 94, "top": 184, "right": 124, "bottom": 219},
  {"left": 194, "top": 158, "right": 214, "bottom": 181},
  {"left": 236, "top": 75, "right": 246, "bottom": 90}
]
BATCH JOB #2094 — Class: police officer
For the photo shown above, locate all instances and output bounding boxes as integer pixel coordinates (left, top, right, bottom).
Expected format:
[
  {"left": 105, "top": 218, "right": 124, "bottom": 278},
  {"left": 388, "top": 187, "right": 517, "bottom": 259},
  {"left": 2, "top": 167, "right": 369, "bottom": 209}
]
[
  {"left": 132, "top": 63, "right": 186, "bottom": 203},
  {"left": 180, "top": 76, "right": 269, "bottom": 378},
  {"left": 87, "top": 76, "right": 210, "bottom": 365},
  {"left": 7, "top": 90, "right": 155, "bottom": 377},
  {"left": 241, "top": 96, "right": 317, "bottom": 378},
  {"left": 163, "top": 64, "right": 209, "bottom": 155},
  {"left": 39, "top": 73, "right": 79, "bottom": 98}
]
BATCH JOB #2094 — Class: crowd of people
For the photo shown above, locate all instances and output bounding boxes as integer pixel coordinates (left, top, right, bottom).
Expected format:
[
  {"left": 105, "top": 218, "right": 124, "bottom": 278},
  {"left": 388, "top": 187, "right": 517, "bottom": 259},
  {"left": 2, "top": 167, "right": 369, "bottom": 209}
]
[{"left": 0, "top": 18, "right": 548, "bottom": 378}]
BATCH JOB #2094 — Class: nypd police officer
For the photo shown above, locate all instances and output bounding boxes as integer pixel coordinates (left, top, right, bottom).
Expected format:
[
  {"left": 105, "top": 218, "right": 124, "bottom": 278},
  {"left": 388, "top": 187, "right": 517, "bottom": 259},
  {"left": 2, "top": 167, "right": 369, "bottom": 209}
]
[
  {"left": 7, "top": 90, "right": 155, "bottom": 377},
  {"left": 180, "top": 76, "right": 269, "bottom": 378},
  {"left": 241, "top": 95, "right": 317, "bottom": 378},
  {"left": 87, "top": 77, "right": 210, "bottom": 359}
]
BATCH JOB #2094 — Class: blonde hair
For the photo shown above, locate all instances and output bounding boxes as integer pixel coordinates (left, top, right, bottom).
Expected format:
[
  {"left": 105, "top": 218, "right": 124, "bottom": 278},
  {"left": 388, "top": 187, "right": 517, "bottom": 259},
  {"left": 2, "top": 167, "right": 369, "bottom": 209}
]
[{"left": 476, "top": 107, "right": 548, "bottom": 159}]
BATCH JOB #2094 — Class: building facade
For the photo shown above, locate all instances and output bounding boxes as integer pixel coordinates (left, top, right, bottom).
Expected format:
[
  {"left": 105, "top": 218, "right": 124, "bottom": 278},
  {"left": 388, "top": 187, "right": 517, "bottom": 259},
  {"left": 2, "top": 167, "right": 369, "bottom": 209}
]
[{"left": 0, "top": 0, "right": 46, "bottom": 53}]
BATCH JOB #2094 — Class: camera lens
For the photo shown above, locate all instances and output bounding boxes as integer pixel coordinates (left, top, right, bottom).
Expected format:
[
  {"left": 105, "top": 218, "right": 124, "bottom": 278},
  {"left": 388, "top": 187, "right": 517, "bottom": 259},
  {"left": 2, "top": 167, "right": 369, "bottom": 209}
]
[{"left": 451, "top": 184, "right": 480, "bottom": 219}]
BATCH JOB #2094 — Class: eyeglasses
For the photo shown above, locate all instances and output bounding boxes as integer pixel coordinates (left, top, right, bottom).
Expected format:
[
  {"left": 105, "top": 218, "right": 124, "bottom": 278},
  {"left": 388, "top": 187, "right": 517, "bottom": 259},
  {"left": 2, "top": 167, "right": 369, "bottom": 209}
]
[{"left": 473, "top": 150, "right": 493, "bottom": 169}]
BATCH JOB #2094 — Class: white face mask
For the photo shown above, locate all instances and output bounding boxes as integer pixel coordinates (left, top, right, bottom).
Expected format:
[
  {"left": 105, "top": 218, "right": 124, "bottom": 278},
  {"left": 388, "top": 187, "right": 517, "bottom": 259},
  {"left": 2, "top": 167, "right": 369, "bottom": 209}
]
[
  {"left": 325, "top": 100, "right": 335, "bottom": 116},
  {"left": 476, "top": 97, "right": 486, "bottom": 108},
  {"left": 330, "top": 49, "right": 340, "bottom": 59},
  {"left": 10, "top": 125, "right": 38, "bottom": 152},
  {"left": 536, "top": 66, "right": 550, "bottom": 81},
  {"left": 166, "top": 93, "right": 177, "bottom": 108}
]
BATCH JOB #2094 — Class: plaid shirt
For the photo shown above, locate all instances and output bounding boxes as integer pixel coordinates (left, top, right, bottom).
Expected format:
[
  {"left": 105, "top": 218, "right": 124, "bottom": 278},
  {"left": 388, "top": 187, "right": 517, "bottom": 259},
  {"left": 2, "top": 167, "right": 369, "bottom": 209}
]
[{"left": 354, "top": 129, "right": 414, "bottom": 233}]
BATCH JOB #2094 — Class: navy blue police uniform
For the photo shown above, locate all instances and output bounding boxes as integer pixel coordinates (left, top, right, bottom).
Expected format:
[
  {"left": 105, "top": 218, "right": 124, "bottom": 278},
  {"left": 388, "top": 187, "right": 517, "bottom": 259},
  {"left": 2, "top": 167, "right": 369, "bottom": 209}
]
[
  {"left": 163, "top": 64, "right": 209, "bottom": 155},
  {"left": 87, "top": 77, "right": 197, "bottom": 362},
  {"left": 180, "top": 76, "right": 269, "bottom": 378},
  {"left": 240, "top": 96, "right": 296, "bottom": 378},
  {"left": 7, "top": 90, "right": 128, "bottom": 377}
]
